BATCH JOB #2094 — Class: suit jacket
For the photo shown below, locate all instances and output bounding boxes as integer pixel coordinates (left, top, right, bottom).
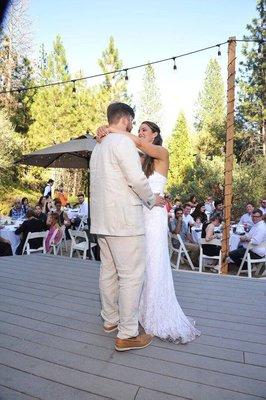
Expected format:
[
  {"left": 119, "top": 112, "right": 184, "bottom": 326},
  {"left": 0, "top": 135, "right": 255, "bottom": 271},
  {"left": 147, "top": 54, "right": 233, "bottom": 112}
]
[
  {"left": 15, "top": 218, "right": 47, "bottom": 255},
  {"left": 90, "top": 133, "right": 155, "bottom": 236}
]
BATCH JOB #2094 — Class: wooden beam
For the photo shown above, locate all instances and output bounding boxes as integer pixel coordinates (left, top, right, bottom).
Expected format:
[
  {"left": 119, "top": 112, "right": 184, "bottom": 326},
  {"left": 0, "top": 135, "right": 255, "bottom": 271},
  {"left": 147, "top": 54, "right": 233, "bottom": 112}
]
[{"left": 221, "top": 37, "right": 236, "bottom": 274}]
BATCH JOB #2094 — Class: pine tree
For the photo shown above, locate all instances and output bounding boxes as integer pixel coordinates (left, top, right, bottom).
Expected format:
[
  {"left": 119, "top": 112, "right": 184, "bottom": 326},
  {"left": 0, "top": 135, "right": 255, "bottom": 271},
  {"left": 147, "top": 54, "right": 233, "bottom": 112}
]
[
  {"left": 138, "top": 64, "right": 162, "bottom": 126},
  {"left": 168, "top": 112, "right": 193, "bottom": 188},
  {"left": 194, "top": 58, "right": 226, "bottom": 155},
  {"left": 0, "top": 109, "right": 22, "bottom": 185},
  {"left": 93, "top": 36, "right": 131, "bottom": 127},
  {"left": 0, "top": 0, "right": 34, "bottom": 134},
  {"left": 26, "top": 36, "right": 97, "bottom": 191},
  {"left": 236, "top": 0, "right": 266, "bottom": 160},
  {"left": 27, "top": 36, "right": 71, "bottom": 151}
]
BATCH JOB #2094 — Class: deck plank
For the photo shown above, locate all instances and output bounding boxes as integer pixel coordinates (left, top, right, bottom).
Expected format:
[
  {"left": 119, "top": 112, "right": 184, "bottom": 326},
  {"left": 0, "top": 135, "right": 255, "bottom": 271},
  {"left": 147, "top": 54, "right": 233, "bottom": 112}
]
[{"left": 0, "top": 254, "right": 265, "bottom": 400}]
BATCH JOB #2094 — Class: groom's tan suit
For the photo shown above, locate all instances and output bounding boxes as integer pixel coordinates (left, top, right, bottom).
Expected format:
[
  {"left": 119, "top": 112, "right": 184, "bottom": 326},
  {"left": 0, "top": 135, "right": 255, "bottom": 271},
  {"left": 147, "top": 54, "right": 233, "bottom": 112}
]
[{"left": 90, "top": 133, "right": 155, "bottom": 339}]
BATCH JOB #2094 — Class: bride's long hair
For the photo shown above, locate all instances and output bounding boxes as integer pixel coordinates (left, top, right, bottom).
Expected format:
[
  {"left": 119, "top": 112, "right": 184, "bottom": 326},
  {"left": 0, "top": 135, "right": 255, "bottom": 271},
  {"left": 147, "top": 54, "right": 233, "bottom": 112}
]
[{"left": 141, "top": 121, "right": 163, "bottom": 178}]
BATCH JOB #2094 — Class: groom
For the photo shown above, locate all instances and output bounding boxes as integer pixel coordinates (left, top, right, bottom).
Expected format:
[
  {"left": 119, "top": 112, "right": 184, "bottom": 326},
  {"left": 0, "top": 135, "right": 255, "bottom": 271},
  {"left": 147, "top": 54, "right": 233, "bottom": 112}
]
[{"left": 90, "top": 102, "right": 165, "bottom": 351}]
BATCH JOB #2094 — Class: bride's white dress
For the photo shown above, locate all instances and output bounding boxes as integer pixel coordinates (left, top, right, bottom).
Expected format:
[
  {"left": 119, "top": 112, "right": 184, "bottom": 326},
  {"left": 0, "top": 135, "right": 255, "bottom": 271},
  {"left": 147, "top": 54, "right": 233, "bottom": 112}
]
[{"left": 139, "top": 171, "right": 201, "bottom": 343}]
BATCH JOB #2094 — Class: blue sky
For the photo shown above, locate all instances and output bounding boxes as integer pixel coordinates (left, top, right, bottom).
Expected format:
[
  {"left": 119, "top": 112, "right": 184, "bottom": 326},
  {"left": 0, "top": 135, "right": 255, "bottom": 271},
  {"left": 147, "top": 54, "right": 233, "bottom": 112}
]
[{"left": 28, "top": 0, "right": 256, "bottom": 136}]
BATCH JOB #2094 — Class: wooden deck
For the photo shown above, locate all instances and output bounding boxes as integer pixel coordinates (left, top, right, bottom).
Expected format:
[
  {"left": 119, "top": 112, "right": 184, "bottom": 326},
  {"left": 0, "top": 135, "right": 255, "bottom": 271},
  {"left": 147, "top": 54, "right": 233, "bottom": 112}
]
[{"left": 0, "top": 254, "right": 265, "bottom": 400}]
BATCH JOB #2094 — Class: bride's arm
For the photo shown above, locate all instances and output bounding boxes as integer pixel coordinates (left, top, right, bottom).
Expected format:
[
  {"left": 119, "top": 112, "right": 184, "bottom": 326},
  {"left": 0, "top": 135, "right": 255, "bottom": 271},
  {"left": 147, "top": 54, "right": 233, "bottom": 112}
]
[
  {"left": 122, "top": 132, "right": 168, "bottom": 161},
  {"left": 96, "top": 126, "right": 168, "bottom": 161}
]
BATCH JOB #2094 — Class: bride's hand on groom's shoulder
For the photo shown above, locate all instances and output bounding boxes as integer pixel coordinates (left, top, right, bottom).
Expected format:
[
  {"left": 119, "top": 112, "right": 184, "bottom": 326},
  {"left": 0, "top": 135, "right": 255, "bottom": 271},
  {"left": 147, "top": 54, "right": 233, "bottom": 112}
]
[{"left": 96, "top": 125, "right": 110, "bottom": 142}]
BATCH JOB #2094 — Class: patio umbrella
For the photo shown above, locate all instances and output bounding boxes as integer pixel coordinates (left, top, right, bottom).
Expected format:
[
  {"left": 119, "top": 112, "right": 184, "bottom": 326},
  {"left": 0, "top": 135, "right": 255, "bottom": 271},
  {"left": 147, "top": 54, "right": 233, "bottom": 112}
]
[
  {"left": 16, "top": 134, "right": 96, "bottom": 169},
  {"left": 15, "top": 133, "right": 97, "bottom": 219}
]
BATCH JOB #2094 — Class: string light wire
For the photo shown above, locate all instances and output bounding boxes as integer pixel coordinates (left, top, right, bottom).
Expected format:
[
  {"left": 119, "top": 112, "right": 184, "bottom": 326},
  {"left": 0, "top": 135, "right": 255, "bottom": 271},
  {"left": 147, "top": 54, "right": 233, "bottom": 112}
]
[
  {"left": 0, "top": 41, "right": 229, "bottom": 95},
  {"left": 0, "top": 38, "right": 263, "bottom": 95}
]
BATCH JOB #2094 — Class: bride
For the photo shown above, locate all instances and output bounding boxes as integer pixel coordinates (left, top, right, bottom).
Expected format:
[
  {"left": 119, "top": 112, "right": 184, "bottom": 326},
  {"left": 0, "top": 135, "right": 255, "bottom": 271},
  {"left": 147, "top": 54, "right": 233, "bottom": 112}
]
[{"left": 97, "top": 121, "right": 200, "bottom": 343}]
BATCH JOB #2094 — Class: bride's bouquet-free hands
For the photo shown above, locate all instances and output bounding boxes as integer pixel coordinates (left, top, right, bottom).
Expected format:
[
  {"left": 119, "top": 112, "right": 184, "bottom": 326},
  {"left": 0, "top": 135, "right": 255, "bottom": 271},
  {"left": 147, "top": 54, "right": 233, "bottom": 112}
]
[{"left": 96, "top": 125, "right": 114, "bottom": 143}]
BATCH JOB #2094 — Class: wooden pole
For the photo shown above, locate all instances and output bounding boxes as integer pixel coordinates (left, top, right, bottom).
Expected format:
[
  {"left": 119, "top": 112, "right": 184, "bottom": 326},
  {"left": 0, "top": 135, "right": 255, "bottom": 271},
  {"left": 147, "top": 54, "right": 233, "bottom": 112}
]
[{"left": 221, "top": 37, "right": 236, "bottom": 274}]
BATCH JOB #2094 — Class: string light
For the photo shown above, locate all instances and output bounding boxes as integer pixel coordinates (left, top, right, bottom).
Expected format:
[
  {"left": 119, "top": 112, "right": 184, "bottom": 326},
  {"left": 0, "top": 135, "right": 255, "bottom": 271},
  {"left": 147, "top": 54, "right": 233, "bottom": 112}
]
[
  {"left": 124, "top": 69, "right": 129, "bottom": 81},
  {"left": 217, "top": 45, "right": 221, "bottom": 56},
  {"left": 72, "top": 80, "right": 76, "bottom": 93},
  {"left": 0, "top": 38, "right": 263, "bottom": 95},
  {"left": 172, "top": 57, "right": 177, "bottom": 70}
]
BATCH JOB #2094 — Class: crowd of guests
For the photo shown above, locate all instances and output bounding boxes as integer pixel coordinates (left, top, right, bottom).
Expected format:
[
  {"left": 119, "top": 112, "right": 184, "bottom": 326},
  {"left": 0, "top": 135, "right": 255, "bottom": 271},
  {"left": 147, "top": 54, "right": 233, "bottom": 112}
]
[
  {"left": 1, "top": 184, "right": 266, "bottom": 272},
  {"left": 0, "top": 180, "right": 90, "bottom": 257},
  {"left": 168, "top": 194, "right": 266, "bottom": 271}
]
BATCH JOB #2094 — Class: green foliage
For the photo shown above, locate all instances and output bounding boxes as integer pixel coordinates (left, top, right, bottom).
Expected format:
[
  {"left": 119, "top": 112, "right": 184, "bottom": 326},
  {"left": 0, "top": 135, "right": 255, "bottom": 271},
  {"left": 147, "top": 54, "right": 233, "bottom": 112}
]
[
  {"left": 0, "top": 109, "right": 22, "bottom": 185},
  {"left": 27, "top": 36, "right": 93, "bottom": 153},
  {"left": 195, "top": 58, "right": 226, "bottom": 155},
  {"left": 138, "top": 64, "right": 162, "bottom": 126},
  {"left": 169, "top": 156, "right": 224, "bottom": 201},
  {"left": 236, "top": 0, "right": 266, "bottom": 161},
  {"left": 167, "top": 112, "right": 193, "bottom": 188},
  {"left": 0, "top": 186, "right": 40, "bottom": 215},
  {"left": 0, "top": 34, "right": 34, "bottom": 134},
  {"left": 169, "top": 155, "right": 265, "bottom": 219}
]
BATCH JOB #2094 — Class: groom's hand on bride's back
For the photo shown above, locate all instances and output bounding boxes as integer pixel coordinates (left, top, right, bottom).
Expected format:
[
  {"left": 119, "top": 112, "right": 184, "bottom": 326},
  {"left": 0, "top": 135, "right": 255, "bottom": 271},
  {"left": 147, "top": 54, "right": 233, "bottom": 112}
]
[{"left": 154, "top": 194, "right": 166, "bottom": 207}]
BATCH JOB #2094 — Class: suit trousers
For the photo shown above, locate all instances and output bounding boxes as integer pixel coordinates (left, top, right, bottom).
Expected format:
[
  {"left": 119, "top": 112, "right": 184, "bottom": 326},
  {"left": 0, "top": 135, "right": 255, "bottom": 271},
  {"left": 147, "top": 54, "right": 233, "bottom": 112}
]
[{"left": 98, "top": 235, "right": 145, "bottom": 339}]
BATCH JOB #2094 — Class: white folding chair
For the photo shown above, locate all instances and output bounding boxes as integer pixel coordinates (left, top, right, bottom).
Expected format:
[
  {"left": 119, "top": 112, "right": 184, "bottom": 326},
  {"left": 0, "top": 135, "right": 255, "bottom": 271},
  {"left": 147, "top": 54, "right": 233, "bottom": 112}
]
[
  {"left": 237, "top": 241, "right": 266, "bottom": 278},
  {"left": 22, "top": 231, "right": 48, "bottom": 255},
  {"left": 199, "top": 238, "right": 222, "bottom": 273},
  {"left": 169, "top": 233, "right": 195, "bottom": 271},
  {"left": 76, "top": 216, "right": 88, "bottom": 232},
  {"left": 62, "top": 225, "right": 68, "bottom": 251},
  {"left": 51, "top": 226, "right": 65, "bottom": 256},
  {"left": 69, "top": 229, "right": 89, "bottom": 260}
]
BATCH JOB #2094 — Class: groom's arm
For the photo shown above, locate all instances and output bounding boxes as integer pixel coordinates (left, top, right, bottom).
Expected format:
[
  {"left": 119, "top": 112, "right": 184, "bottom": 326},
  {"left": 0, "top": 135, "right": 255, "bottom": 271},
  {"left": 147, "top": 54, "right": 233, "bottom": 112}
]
[{"left": 114, "top": 135, "right": 156, "bottom": 207}]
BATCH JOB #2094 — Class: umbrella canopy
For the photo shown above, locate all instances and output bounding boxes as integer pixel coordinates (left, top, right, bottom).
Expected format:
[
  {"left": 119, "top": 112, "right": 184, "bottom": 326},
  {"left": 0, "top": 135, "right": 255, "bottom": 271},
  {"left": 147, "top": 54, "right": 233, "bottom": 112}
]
[{"left": 16, "top": 134, "right": 96, "bottom": 169}]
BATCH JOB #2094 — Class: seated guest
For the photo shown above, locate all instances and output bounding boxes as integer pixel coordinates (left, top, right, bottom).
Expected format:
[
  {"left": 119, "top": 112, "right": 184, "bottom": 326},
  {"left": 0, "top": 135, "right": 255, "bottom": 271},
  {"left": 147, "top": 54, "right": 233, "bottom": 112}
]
[
  {"left": 201, "top": 214, "right": 223, "bottom": 257},
  {"left": 21, "top": 197, "right": 29, "bottom": 214},
  {"left": 35, "top": 204, "right": 47, "bottom": 224},
  {"left": 0, "top": 236, "right": 12, "bottom": 256},
  {"left": 164, "top": 194, "right": 173, "bottom": 213},
  {"left": 229, "top": 209, "right": 266, "bottom": 266},
  {"left": 77, "top": 193, "right": 88, "bottom": 218},
  {"left": 54, "top": 199, "right": 71, "bottom": 239},
  {"left": 9, "top": 199, "right": 26, "bottom": 220},
  {"left": 38, "top": 196, "right": 52, "bottom": 214},
  {"left": 204, "top": 196, "right": 215, "bottom": 214},
  {"left": 191, "top": 203, "right": 207, "bottom": 224},
  {"left": 210, "top": 199, "right": 224, "bottom": 219},
  {"left": 182, "top": 203, "right": 195, "bottom": 228},
  {"left": 45, "top": 212, "right": 63, "bottom": 253},
  {"left": 187, "top": 195, "right": 198, "bottom": 210},
  {"left": 71, "top": 193, "right": 89, "bottom": 228},
  {"left": 173, "top": 197, "right": 182, "bottom": 209},
  {"left": 259, "top": 198, "right": 266, "bottom": 215},
  {"left": 15, "top": 208, "right": 47, "bottom": 255},
  {"left": 169, "top": 207, "right": 199, "bottom": 267},
  {"left": 239, "top": 203, "right": 254, "bottom": 228},
  {"left": 54, "top": 184, "right": 68, "bottom": 207},
  {"left": 43, "top": 179, "right": 54, "bottom": 199},
  {"left": 54, "top": 199, "right": 70, "bottom": 227}
]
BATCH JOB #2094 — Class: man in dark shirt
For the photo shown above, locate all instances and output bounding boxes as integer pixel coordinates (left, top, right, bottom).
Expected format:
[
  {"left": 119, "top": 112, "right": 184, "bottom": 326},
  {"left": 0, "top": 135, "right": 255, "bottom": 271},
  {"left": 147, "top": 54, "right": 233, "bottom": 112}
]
[
  {"left": 15, "top": 209, "right": 47, "bottom": 255},
  {"left": 35, "top": 204, "right": 47, "bottom": 224}
]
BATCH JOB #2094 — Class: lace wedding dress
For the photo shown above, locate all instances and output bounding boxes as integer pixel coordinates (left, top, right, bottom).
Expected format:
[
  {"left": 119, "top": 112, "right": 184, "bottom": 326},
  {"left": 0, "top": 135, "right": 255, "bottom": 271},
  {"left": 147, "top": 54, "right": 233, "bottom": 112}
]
[{"left": 139, "top": 171, "right": 201, "bottom": 343}]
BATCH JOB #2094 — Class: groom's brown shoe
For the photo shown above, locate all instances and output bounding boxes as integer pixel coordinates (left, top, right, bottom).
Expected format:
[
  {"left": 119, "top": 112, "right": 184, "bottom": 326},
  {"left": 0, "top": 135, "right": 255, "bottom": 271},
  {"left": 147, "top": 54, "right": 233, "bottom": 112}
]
[{"left": 115, "top": 333, "right": 153, "bottom": 352}]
